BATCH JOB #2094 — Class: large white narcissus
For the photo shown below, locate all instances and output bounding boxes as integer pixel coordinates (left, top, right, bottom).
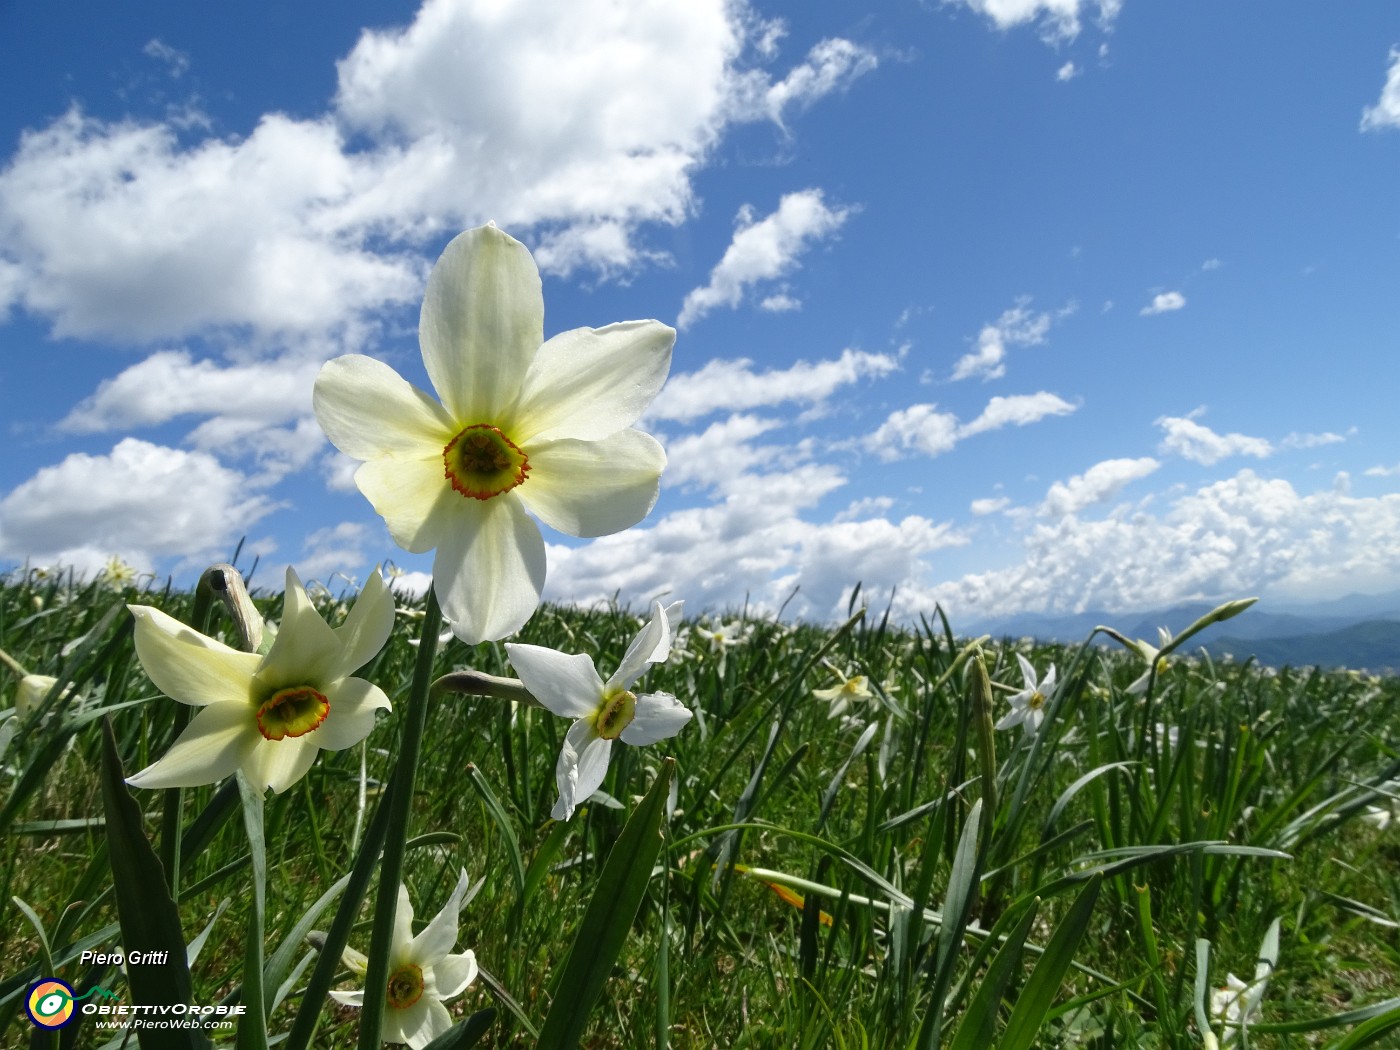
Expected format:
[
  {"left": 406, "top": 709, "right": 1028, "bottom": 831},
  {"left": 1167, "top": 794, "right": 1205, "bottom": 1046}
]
[
  {"left": 125, "top": 567, "right": 394, "bottom": 794},
  {"left": 313, "top": 224, "right": 674, "bottom": 645}
]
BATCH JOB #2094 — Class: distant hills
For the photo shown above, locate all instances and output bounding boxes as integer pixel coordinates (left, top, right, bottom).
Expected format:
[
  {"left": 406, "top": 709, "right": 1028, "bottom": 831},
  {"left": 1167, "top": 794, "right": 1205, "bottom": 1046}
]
[{"left": 963, "top": 590, "right": 1400, "bottom": 673}]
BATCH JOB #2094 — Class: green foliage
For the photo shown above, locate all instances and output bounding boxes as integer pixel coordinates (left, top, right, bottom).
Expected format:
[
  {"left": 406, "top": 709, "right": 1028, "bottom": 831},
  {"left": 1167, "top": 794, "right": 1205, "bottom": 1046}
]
[{"left": 1, "top": 569, "right": 1398, "bottom": 1048}]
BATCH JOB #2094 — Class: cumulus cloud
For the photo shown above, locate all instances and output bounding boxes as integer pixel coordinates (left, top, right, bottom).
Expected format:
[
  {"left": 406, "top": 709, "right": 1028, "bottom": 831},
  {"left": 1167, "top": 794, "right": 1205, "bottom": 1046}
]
[
  {"left": 648, "top": 347, "right": 899, "bottom": 423},
  {"left": 60, "top": 350, "right": 319, "bottom": 433},
  {"left": 760, "top": 292, "right": 801, "bottom": 313},
  {"left": 297, "top": 522, "right": 373, "bottom": 584},
  {"left": 959, "top": 392, "right": 1077, "bottom": 437},
  {"left": 1280, "top": 430, "right": 1347, "bottom": 451},
  {"left": 142, "top": 38, "right": 191, "bottom": 78},
  {"left": 873, "top": 404, "right": 962, "bottom": 460},
  {"left": 903, "top": 470, "right": 1400, "bottom": 620},
  {"left": 951, "top": 300, "right": 1056, "bottom": 382},
  {"left": 971, "top": 496, "right": 1011, "bottom": 515},
  {"left": 738, "top": 37, "right": 880, "bottom": 128},
  {"left": 678, "top": 189, "right": 853, "bottom": 328},
  {"left": 1140, "top": 291, "right": 1186, "bottom": 316},
  {"left": 1156, "top": 413, "right": 1272, "bottom": 465},
  {"left": 1361, "top": 47, "right": 1400, "bottom": 131},
  {"left": 1056, "top": 61, "right": 1079, "bottom": 82},
  {"left": 874, "top": 391, "right": 1077, "bottom": 460},
  {"left": 947, "top": 0, "right": 1122, "bottom": 43},
  {"left": 1039, "top": 456, "right": 1159, "bottom": 518},
  {"left": 661, "top": 414, "right": 785, "bottom": 492},
  {"left": 0, "top": 438, "right": 277, "bottom": 576},
  {"left": 0, "top": 0, "right": 878, "bottom": 341},
  {"left": 545, "top": 491, "right": 965, "bottom": 622}
]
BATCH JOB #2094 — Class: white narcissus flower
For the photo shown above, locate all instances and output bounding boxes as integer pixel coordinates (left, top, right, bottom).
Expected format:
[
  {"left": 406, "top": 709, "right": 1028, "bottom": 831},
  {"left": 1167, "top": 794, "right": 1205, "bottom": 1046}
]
[
  {"left": 126, "top": 568, "right": 394, "bottom": 794},
  {"left": 331, "top": 869, "right": 479, "bottom": 1050},
  {"left": 813, "top": 668, "right": 874, "bottom": 720},
  {"left": 1207, "top": 917, "right": 1279, "bottom": 1045},
  {"left": 313, "top": 224, "right": 674, "bottom": 645},
  {"left": 507, "top": 600, "right": 690, "bottom": 821},
  {"left": 995, "top": 654, "right": 1057, "bottom": 734},
  {"left": 15, "top": 674, "right": 66, "bottom": 719}
]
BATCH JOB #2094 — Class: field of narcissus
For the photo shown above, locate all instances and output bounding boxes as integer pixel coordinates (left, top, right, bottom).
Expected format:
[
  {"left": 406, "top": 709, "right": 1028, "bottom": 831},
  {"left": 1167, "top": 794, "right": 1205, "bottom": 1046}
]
[{"left": 2, "top": 566, "right": 1399, "bottom": 1049}]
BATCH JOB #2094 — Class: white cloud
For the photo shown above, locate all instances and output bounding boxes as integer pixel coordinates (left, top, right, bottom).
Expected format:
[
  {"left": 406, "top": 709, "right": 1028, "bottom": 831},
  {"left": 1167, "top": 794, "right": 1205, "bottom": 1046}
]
[
  {"left": 0, "top": 438, "right": 277, "bottom": 575},
  {"left": 1365, "top": 463, "right": 1400, "bottom": 478},
  {"left": 874, "top": 391, "right": 1076, "bottom": 460},
  {"left": 948, "top": 0, "right": 1122, "bottom": 43},
  {"left": 1361, "top": 47, "right": 1400, "bottom": 131},
  {"left": 1039, "top": 456, "right": 1159, "bottom": 518},
  {"left": 0, "top": 0, "right": 878, "bottom": 341},
  {"left": 0, "top": 110, "right": 421, "bottom": 340},
  {"left": 661, "top": 414, "right": 784, "bottom": 492},
  {"left": 959, "top": 392, "right": 1077, "bottom": 437},
  {"left": 678, "top": 189, "right": 853, "bottom": 328},
  {"left": 834, "top": 496, "right": 895, "bottom": 522},
  {"left": 1201, "top": 257, "right": 1223, "bottom": 271},
  {"left": 1056, "top": 61, "right": 1079, "bottom": 82},
  {"left": 740, "top": 37, "right": 880, "bottom": 128},
  {"left": 648, "top": 347, "right": 899, "bottom": 423},
  {"left": 903, "top": 470, "right": 1400, "bottom": 620},
  {"left": 951, "top": 300, "right": 1054, "bottom": 381},
  {"left": 1156, "top": 413, "right": 1272, "bottom": 465},
  {"left": 545, "top": 491, "right": 965, "bottom": 622},
  {"left": 873, "top": 404, "right": 961, "bottom": 460},
  {"left": 1280, "top": 430, "right": 1347, "bottom": 451},
  {"left": 759, "top": 292, "right": 801, "bottom": 313},
  {"left": 297, "top": 522, "right": 373, "bottom": 584},
  {"left": 971, "top": 496, "right": 1011, "bottom": 515},
  {"left": 1140, "top": 291, "right": 1186, "bottom": 316},
  {"left": 143, "top": 39, "right": 190, "bottom": 78},
  {"left": 60, "top": 349, "right": 319, "bottom": 433}
]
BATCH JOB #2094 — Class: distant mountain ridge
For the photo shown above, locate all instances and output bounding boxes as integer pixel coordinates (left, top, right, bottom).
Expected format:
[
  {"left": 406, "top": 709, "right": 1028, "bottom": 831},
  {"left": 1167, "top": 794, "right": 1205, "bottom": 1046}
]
[
  {"left": 1206, "top": 620, "right": 1400, "bottom": 674},
  {"left": 963, "top": 590, "right": 1400, "bottom": 673}
]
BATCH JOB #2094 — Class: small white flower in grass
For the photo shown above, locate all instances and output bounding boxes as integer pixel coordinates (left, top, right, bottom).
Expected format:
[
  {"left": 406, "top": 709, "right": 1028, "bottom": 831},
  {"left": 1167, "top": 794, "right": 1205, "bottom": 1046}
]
[
  {"left": 126, "top": 568, "right": 393, "bottom": 794},
  {"left": 1207, "top": 917, "right": 1279, "bottom": 1045},
  {"left": 507, "top": 600, "right": 690, "bottom": 821},
  {"left": 1127, "top": 627, "right": 1173, "bottom": 695},
  {"left": 813, "top": 668, "right": 874, "bottom": 720},
  {"left": 697, "top": 618, "right": 751, "bottom": 652},
  {"left": 1362, "top": 803, "right": 1396, "bottom": 831},
  {"left": 331, "top": 869, "right": 479, "bottom": 1050},
  {"left": 995, "top": 654, "right": 1056, "bottom": 734},
  {"left": 14, "top": 675, "right": 67, "bottom": 719},
  {"left": 314, "top": 224, "right": 674, "bottom": 645}
]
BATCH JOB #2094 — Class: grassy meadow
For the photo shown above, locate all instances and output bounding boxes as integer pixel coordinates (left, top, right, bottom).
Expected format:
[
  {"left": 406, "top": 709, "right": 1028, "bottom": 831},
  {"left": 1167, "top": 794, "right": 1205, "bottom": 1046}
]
[{"left": 2, "top": 566, "right": 1399, "bottom": 1048}]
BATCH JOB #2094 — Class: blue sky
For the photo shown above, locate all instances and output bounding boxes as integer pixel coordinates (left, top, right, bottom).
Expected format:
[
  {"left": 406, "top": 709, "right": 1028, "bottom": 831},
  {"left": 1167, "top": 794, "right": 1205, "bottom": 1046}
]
[{"left": 2, "top": 0, "right": 1399, "bottom": 624}]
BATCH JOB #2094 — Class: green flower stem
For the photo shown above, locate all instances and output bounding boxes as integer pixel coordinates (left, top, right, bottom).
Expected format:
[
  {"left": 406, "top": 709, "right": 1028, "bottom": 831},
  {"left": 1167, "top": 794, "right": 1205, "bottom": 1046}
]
[
  {"left": 236, "top": 771, "right": 269, "bottom": 1050},
  {"left": 357, "top": 587, "right": 443, "bottom": 1050}
]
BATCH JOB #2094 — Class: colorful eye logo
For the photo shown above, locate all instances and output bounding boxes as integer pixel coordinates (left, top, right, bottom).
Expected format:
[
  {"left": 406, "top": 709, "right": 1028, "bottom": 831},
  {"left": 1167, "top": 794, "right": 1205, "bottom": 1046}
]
[{"left": 26, "top": 979, "right": 76, "bottom": 1029}]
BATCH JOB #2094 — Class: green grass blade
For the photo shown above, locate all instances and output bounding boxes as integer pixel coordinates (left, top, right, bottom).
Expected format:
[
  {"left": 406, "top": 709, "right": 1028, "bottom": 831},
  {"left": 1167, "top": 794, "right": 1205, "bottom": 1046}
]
[
  {"left": 536, "top": 758, "right": 675, "bottom": 1050},
  {"left": 99, "top": 717, "right": 210, "bottom": 1050},
  {"left": 947, "top": 898, "right": 1041, "bottom": 1050},
  {"left": 422, "top": 1007, "right": 497, "bottom": 1049},
  {"left": 1324, "top": 1002, "right": 1400, "bottom": 1049},
  {"left": 997, "top": 874, "right": 1102, "bottom": 1050},
  {"left": 260, "top": 871, "right": 351, "bottom": 1015},
  {"left": 916, "top": 797, "right": 983, "bottom": 1050},
  {"left": 465, "top": 762, "right": 527, "bottom": 902}
]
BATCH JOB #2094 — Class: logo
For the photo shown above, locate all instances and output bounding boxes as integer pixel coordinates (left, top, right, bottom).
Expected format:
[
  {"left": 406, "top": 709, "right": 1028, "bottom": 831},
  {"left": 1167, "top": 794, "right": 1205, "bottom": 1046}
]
[{"left": 26, "top": 979, "right": 77, "bottom": 1029}]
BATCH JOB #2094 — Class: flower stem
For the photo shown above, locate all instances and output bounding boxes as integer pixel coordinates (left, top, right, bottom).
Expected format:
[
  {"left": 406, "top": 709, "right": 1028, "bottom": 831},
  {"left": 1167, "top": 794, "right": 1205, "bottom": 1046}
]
[{"left": 357, "top": 587, "right": 443, "bottom": 1050}]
